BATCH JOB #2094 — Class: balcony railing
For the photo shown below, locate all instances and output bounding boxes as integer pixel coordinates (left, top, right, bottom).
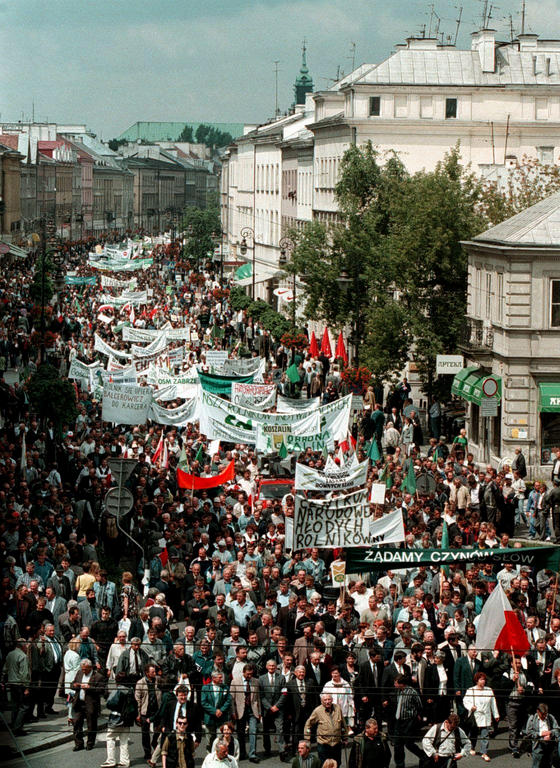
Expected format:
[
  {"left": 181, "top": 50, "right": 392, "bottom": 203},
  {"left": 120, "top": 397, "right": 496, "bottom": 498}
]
[{"left": 460, "top": 317, "right": 494, "bottom": 351}]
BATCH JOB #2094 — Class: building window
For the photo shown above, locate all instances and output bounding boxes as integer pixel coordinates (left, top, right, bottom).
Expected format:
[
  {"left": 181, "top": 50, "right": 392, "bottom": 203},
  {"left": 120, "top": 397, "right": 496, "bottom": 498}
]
[
  {"left": 485, "top": 272, "right": 492, "bottom": 319},
  {"left": 495, "top": 272, "right": 503, "bottom": 323},
  {"left": 537, "top": 146, "right": 555, "bottom": 164},
  {"left": 369, "top": 96, "right": 381, "bottom": 116},
  {"left": 445, "top": 98, "right": 458, "bottom": 119},
  {"left": 551, "top": 279, "right": 560, "bottom": 326}
]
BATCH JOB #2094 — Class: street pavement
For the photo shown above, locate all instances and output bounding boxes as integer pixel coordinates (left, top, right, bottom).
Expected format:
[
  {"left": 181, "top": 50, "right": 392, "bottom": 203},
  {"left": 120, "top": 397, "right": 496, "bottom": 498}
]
[{"left": 2, "top": 720, "right": 534, "bottom": 768}]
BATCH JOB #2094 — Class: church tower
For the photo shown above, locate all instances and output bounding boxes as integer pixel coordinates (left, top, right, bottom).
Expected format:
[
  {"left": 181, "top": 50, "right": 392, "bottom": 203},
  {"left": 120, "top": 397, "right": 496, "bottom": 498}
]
[{"left": 294, "top": 41, "right": 314, "bottom": 106}]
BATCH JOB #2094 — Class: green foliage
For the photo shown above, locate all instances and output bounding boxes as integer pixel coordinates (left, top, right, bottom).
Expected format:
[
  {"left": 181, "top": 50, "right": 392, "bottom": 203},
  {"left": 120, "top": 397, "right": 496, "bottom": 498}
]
[
  {"left": 478, "top": 156, "right": 560, "bottom": 226},
  {"left": 30, "top": 252, "right": 54, "bottom": 304},
  {"left": 177, "top": 124, "right": 195, "bottom": 143},
  {"left": 107, "top": 138, "right": 128, "bottom": 152},
  {"left": 230, "top": 285, "right": 252, "bottom": 311},
  {"left": 194, "top": 124, "right": 233, "bottom": 150},
  {"left": 289, "top": 142, "right": 487, "bottom": 391},
  {"left": 229, "top": 287, "right": 290, "bottom": 339},
  {"left": 28, "top": 364, "right": 77, "bottom": 428},
  {"left": 182, "top": 206, "right": 221, "bottom": 262}
]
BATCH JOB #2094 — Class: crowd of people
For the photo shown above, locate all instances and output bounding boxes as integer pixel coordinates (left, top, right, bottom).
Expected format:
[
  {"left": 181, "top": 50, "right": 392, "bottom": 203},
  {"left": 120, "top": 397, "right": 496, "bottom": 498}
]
[{"left": 1, "top": 233, "right": 560, "bottom": 768}]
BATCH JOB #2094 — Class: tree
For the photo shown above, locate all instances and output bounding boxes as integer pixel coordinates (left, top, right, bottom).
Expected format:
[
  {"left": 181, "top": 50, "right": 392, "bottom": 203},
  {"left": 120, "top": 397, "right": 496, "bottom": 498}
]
[
  {"left": 195, "top": 124, "right": 233, "bottom": 150},
  {"left": 107, "top": 138, "right": 127, "bottom": 152},
  {"left": 478, "top": 156, "right": 560, "bottom": 226},
  {"left": 28, "top": 364, "right": 77, "bottom": 432},
  {"left": 182, "top": 206, "right": 221, "bottom": 264},
  {"left": 177, "top": 124, "right": 194, "bottom": 143},
  {"left": 290, "top": 143, "right": 486, "bottom": 393}
]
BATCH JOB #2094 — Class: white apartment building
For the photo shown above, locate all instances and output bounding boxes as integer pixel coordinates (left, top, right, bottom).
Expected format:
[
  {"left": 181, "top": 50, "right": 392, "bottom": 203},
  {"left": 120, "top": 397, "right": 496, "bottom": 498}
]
[{"left": 222, "top": 29, "right": 560, "bottom": 294}]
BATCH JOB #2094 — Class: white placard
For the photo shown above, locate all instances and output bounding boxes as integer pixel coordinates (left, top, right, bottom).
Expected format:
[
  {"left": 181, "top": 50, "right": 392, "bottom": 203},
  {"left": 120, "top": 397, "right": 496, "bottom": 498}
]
[
  {"left": 370, "top": 483, "right": 387, "bottom": 505},
  {"left": 102, "top": 383, "right": 152, "bottom": 425}
]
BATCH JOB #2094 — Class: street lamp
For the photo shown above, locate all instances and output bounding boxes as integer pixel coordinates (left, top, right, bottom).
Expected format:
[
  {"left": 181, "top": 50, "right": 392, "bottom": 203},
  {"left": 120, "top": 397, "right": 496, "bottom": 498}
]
[
  {"left": 278, "top": 236, "right": 296, "bottom": 328},
  {"left": 239, "top": 226, "right": 255, "bottom": 298},
  {"left": 336, "top": 268, "right": 365, "bottom": 366}
]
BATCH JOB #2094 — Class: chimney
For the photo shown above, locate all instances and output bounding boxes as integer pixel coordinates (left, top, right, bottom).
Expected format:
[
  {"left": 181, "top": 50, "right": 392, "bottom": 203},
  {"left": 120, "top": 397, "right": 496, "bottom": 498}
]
[
  {"left": 472, "top": 29, "right": 496, "bottom": 73},
  {"left": 518, "top": 33, "right": 539, "bottom": 52},
  {"left": 406, "top": 37, "right": 439, "bottom": 50}
]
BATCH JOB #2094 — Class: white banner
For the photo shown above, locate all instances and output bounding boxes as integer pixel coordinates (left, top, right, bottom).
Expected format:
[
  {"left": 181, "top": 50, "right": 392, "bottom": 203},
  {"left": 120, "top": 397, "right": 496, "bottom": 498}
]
[
  {"left": 94, "top": 333, "right": 132, "bottom": 360},
  {"left": 231, "top": 382, "right": 276, "bottom": 410},
  {"left": 222, "top": 357, "right": 265, "bottom": 377},
  {"left": 205, "top": 350, "right": 229, "bottom": 370},
  {"left": 369, "top": 508, "right": 405, "bottom": 544},
  {"left": 149, "top": 398, "right": 199, "bottom": 426},
  {"left": 123, "top": 326, "right": 159, "bottom": 342},
  {"left": 295, "top": 458, "right": 369, "bottom": 491},
  {"left": 255, "top": 413, "right": 319, "bottom": 452},
  {"left": 101, "top": 275, "right": 137, "bottom": 289},
  {"left": 319, "top": 395, "right": 352, "bottom": 449},
  {"left": 277, "top": 395, "right": 321, "bottom": 413},
  {"left": 99, "top": 365, "right": 137, "bottom": 386},
  {"left": 131, "top": 335, "right": 169, "bottom": 359},
  {"left": 293, "top": 489, "right": 371, "bottom": 549},
  {"left": 198, "top": 390, "right": 319, "bottom": 445},
  {"left": 101, "top": 383, "right": 152, "bottom": 425},
  {"left": 68, "top": 357, "right": 102, "bottom": 380}
]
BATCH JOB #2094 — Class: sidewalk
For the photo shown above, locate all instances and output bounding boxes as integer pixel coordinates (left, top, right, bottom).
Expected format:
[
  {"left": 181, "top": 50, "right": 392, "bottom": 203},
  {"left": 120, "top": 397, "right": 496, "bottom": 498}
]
[{"left": 0, "top": 708, "right": 107, "bottom": 756}]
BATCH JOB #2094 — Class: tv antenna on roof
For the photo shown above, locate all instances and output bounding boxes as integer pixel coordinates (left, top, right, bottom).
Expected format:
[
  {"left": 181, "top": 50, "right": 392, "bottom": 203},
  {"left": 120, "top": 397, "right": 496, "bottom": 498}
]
[
  {"left": 454, "top": 6, "right": 463, "bottom": 45},
  {"left": 347, "top": 42, "right": 357, "bottom": 72}
]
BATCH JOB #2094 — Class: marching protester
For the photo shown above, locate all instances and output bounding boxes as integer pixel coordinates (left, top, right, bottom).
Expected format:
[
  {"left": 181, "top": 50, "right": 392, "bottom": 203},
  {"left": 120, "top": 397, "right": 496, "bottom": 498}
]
[{"left": 1, "top": 229, "right": 559, "bottom": 768}]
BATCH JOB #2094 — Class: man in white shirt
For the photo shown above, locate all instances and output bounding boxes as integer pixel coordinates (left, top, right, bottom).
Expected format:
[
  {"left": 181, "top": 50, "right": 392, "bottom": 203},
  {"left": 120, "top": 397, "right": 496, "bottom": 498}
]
[{"left": 201, "top": 739, "right": 239, "bottom": 768}]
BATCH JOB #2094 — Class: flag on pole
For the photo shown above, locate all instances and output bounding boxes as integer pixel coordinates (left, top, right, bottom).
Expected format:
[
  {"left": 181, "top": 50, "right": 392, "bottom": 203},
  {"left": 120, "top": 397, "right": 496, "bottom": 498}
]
[
  {"left": 367, "top": 439, "right": 381, "bottom": 462},
  {"left": 194, "top": 443, "right": 204, "bottom": 464},
  {"left": 20, "top": 433, "right": 27, "bottom": 474},
  {"left": 339, "top": 431, "right": 356, "bottom": 455},
  {"left": 379, "top": 462, "right": 392, "bottom": 489},
  {"left": 400, "top": 461, "right": 417, "bottom": 494},
  {"left": 160, "top": 438, "right": 168, "bottom": 470},
  {"left": 278, "top": 440, "right": 288, "bottom": 459},
  {"left": 130, "top": 304, "right": 135, "bottom": 326},
  {"left": 476, "top": 583, "right": 530, "bottom": 654},
  {"left": 151, "top": 433, "right": 164, "bottom": 467},
  {"left": 440, "top": 520, "right": 450, "bottom": 578},
  {"left": 285, "top": 364, "right": 300, "bottom": 384}
]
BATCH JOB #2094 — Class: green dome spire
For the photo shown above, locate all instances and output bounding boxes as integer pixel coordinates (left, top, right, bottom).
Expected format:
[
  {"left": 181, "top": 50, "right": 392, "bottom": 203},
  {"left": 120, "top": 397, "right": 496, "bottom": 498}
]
[{"left": 294, "top": 40, "right": 314, "bottom": 105}]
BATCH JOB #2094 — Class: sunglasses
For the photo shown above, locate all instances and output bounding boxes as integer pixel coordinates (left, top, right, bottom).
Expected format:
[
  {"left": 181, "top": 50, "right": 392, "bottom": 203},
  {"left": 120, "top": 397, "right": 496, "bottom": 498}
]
[{"left": 177, "top": 721, "right": 187, "bottom": 726}]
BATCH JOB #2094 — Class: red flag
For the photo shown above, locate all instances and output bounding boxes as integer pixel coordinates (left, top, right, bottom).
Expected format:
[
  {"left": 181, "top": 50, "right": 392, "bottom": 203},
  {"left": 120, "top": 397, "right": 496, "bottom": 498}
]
[
  {"left": 177, "top": 459, "right": 235, "bottom": 491},
  {"left": 320, "top": 328, "right": 332, "bottom": 357},
  {"left": 158, "top": 549, "right": 169, "bottom": 567},
  {"left": 309, "top": 331, "right": 319, "bottom": 357},
  {"left": 335, "top": 332, "right": 348, "bottom": 365},
  {"left": 476, "top": 583, "right": 530, "bottom": 654},
  {"left": 151, "top": 433, "right": 164, "bottom": 466}
]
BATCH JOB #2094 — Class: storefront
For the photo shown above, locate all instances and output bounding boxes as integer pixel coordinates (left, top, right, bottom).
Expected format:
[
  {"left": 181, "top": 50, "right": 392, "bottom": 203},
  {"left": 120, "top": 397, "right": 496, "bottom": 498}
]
[
  {"left": 451, "top": 366, "right": 502, "bottom": 464},
  {"left": 538, "top": 383, "right": 560, "bottom": 466}
]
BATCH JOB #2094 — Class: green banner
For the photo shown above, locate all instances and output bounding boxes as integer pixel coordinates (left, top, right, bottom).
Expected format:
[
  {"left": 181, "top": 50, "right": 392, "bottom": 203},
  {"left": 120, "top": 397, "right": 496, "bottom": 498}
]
[
  {"left": 346, "top": 542, "right": 560, "bottom": 572},
  {"left": 66, "top": 275, "right": 97, "bottom": 285},
  {"left": 198, "top": 370, "right": 255, "bottom": 396}
]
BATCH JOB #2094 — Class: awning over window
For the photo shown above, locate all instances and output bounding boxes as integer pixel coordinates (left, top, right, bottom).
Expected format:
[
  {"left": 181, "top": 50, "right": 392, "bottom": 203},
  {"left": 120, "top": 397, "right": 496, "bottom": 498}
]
[
  {"left": 539, "top": 383, "right": 560, "bottom": 412},
  {"left": 451, "top": 367, "right": 501, "bottom": 405},
  {"left": 235, "top": 262, "right": 283, "bottom": 287}
]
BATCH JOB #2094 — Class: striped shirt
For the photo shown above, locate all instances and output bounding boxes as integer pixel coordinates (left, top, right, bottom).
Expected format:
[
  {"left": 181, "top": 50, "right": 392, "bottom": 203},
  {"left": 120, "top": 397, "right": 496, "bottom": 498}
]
[{"left": 395, "top": 686, "right": 423, "bottom": 720}]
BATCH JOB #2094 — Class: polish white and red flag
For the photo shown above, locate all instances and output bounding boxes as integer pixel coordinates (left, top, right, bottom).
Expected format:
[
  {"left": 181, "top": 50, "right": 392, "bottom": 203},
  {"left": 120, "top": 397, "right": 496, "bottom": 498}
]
[{"left": 476, "top": 582, "right": 530, "bottom": 654}]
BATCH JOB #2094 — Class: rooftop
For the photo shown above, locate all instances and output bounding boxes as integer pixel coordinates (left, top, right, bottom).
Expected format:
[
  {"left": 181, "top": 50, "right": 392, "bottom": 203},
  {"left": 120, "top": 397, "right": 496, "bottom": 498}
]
[{"left": 474, "top": 192, "right": 560, "bottom": 246}]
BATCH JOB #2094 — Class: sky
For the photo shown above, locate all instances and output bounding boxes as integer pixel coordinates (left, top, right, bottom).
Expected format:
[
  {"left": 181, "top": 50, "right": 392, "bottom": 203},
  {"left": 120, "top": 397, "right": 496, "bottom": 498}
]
[{"left": 2, "top": 0, "right": 559, "bottom": 138}]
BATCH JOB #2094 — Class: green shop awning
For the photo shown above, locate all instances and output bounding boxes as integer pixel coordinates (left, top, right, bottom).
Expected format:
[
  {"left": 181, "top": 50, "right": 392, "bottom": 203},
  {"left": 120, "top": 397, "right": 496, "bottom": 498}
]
[
  {"left": 451, "top": 367, "right": 501, "bottom": 405},
  {"left": 234, "top": 263, "right": 252, "bottom": 283},
  {"left": 539, "top": 383, "right": 560, "bottom": 412}
]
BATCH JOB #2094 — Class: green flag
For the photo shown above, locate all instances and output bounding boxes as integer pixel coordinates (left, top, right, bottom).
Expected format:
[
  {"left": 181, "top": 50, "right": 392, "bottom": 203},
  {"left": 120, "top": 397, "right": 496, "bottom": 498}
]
[
  {"left": 278, "top": 440, "right": 288, "bottom": 459},
  {"left": 195, "top": 444, "right": 204, "bottom": 464},
  {"left": 367, "top": 439, "right": 381, "bottom": 462},
  {"left": 400, "top": 461, "right": 417, "bottom": 495},
  {"left": 379, "top": 462, "right": 392, "bottom": 490},
  {"left": 285, "top": 364, "right": 300, "bottom": 384}
]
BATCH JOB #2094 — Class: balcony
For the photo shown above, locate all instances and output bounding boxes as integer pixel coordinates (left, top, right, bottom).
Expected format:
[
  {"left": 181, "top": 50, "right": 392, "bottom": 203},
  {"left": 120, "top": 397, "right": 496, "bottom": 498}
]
[{"left": 458, "top": 317, "right": 494, "bottom": 361}]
